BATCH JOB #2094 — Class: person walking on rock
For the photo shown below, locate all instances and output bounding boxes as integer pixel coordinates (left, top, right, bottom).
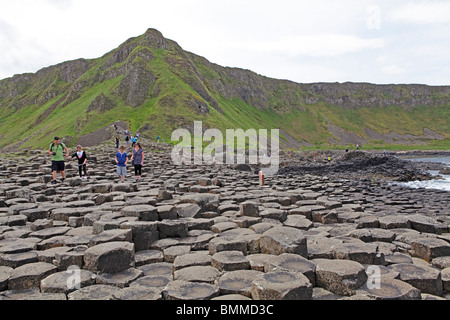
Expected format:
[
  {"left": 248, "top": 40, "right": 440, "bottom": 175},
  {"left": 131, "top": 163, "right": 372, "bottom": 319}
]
[
  {"left": 72, "top": 145, "right": 88, "bottom": 180},
  {"left": 130, "top": 142, "right": 144, "bottom": 182},
  {"left": 115, "top": 146, "right": 128, "bottom": 183},
  {"left": 48, "top": 137, "right": 69, "bottom": 184},
  {"left": 115, "top": 136, "right": 120, "bottom": 149}
]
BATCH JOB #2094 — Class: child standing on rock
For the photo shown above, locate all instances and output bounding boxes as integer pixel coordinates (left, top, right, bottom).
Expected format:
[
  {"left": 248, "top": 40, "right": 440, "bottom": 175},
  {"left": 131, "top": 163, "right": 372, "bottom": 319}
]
[
  {"left": 72, "top": 145, "right": 88, "bottom": 180},
  {"left": 115, "top": 146, "right": 128, "bottom": 183},
  {"left": 130, "top": 142, "right": 144, "bottom": 182}
]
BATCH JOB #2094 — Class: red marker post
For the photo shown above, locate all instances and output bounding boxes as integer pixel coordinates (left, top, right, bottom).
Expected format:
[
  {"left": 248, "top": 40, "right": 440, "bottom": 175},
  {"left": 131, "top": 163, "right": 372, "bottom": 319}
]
[{"left": 259, "top": 170, "right": 265, "bottom": 186}]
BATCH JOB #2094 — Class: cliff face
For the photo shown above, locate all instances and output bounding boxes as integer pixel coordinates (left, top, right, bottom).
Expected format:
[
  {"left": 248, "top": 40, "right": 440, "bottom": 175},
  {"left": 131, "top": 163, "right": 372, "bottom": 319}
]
[{"left": 0, "top": 28, "right": 449, "bottom": 151}]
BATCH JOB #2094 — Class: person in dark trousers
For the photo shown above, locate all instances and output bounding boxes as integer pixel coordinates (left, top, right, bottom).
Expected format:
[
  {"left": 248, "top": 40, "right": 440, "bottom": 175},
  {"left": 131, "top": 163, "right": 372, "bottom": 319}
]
[
  {"left": 72, "top": 145, "right": 88, "bottom": 179},
  {"left": 115, "top": 136, "right": 120, "bottom": 149},
  {"left": 48, "top": 137, "right": 69, "bottom": 184},
  {"left": 130, "top": 142, "right": 144, "bottom": 182}
]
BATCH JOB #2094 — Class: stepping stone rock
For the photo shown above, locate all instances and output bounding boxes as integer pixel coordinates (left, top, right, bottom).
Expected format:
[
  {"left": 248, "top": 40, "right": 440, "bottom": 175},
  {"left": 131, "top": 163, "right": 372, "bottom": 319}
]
[
  {"left": 54, "top": 251, "right": 84, "bottom": 271},
  {"left": 174, "top": 266, "right": 221, "bottom": 284},
  {"left": 0, "top": 266, "right": 13, "bottom": 291},
  {"left": 441, "top": 267, "right": 450, "bottom": 293},
  {"left": 410, "top": 237, "right": 450, "bottom": 262},
  {"left": 218, "top": 270, "right": 264, "bottom": 297},
  {"left": 173, "top": 252, "right": 212, "bottom": 271},
  {"left": 9, "top": 262, "right": 58, "bottom": 290},
  {"left": 22, "top": 208, "right": 50, "bottom": 223},
  {"left": 116, "top": 286, "right": 161, "bottom": 300},
  {"left": 40, "top": 270, "right": 96, "bottom": 294},
  {"left": 89, "top": 229, "right": 133, "bottom": 247},
  {"left": 356, "top": 278, "right": 422, "bottom": 300},
  {"left": 121, "top": 205, "right": 158, "bottom": 222},
  {"left": 264, "top": 253, "right": 316, "bottom": 286},
  {"left": 138, "top": 262, "right": 173, "bottom": 277},
  {"left": 212, "top": 294, "right": 252, "bottom": 301},
  {"left": 312, "top": 287, "right": 342, "bottom": 300},
  {"left": 283, "top": 215, "right": 313, "bottom": 230},
  {"left": 332, "top": 242, "right": 381, "bottom": 265},
  {"left": 251, "top": 271, "right": 313, "bottom": 300},
  {"left": 68, "top": 284, "right": 123, "bottom": 300},
  {"left": 120, "top": 222, "right": 159, "bottom": 252},
  {"left": 385, "top": 253, "right": 413, "bottom": 265},
  {"left": 0, "top": 242, "right": 36, "bottom": 255},
  {"left": 247, "top": 254, "right": 277, "bottom": 272},
  {"left": 260, "top": 209, "right": 287, "bottom": 222},
  {"left": 135, "top": 250, "right": 164, "bottom": 267},
  {"left": 249, "top": 223, "right": 277, "bottom": 235},
  {"left": 432, "top": 256, "right": 450, "bottom": 269},
  {"left": 163, "top": 246, "right": 191, "bottom": 263},
  {"left": 379, "top": 215, "right": 411, "bottom": 229},
  {"left": 211, "top": 222, "right": 239, "bottom": 233},
  {"left": 408, "top": 214, "right": 444, "bottom": 234},
  {"left": 389, "top": 263, "right": 443, "bottom": 296},
  {"left": 209, "top": 236, "right": 248, "bottom": 256},
  {"left": 260, "top": 226, "right": 307, "bottom": 258},
  {"left": 212, "top": 251, "right": 250, "bottom": 272},
  {"left": 157, "top": 206, "right": 178, "bottom": 220},
  {"left": 314, "top": 259, "right": 368, "bottom": 296},
  {"left": 29, "top": 227, "right": 71, "bottom": 240},
  {"left": 239, "top": 201, "right": 259, "bottom": 218},
  {"left": 158, "top": 220, "right": 189, "bottom": 238},
  {"left": 349, "top": 229, "right": 396, "bottom": 243},
  {"left": 130, "top": 274, "right": 171, "bottom": 290},
  {"left": 163, "top": 280, "right": 220, "bottom": 300},
  {"left": 96, "top": 268, "right": 143, "bottom": 288},
  {"left": 355, "top": 215, "right": 379, "bottom": 229},
  {"left": 83, "top": 242, "right": 135, "bottom": 274},
  {"left": 176, "top": 204, "right": 202, "bottom": 219}
]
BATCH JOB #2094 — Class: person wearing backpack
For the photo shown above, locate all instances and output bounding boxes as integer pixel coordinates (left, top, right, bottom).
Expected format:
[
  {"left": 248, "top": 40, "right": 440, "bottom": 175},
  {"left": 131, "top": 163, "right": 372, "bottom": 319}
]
[{"left": 48, "top": 137, "right": 69, "bottom": 184}]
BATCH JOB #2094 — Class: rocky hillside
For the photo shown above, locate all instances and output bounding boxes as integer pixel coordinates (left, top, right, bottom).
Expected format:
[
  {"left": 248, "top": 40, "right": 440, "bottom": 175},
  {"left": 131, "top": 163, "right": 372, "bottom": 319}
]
[{"left": 0, "top": 28, "right": 449, "bottom": 151}]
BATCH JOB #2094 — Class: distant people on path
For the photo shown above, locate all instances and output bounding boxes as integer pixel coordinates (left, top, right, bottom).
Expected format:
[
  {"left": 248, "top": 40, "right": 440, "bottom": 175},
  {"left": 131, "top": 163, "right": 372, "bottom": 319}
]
[
  {"left": 72, "top": 145, "right": 88, "bottom": 180},
  {"left": 356, "top": 144, "right": 360, "bottom": 151},
  {"left": 115, "top": 136, "right": 120, "bottom": 149},
  {"left": 125, "top": 134, "right": 131, "bottom": 146},
  {"left": 48, "top": 137, "right": 69, "bottom": 184},
  {"left": 115, "top": 146, "right": 128, "bottom": 183},
  {"left": 130, "top": 142, "right": 144, "bottom": 182},
  {"left": 132, "top": 136, "right": 138, "bottom": 148},
  {"left": 346, "top": 147, "right": 349, "bottom": 153}
]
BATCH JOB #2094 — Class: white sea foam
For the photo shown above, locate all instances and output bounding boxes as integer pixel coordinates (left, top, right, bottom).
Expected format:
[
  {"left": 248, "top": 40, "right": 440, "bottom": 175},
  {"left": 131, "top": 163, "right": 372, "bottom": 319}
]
[{"left": 398, "top": 156, "right": 450, "bottom": 191}]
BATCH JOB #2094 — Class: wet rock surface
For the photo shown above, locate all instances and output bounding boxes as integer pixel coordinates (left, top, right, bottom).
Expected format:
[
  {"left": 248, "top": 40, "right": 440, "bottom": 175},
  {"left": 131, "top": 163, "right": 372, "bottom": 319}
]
[{"left": 0, "top": 144, "right": 449, "bottom": 300}]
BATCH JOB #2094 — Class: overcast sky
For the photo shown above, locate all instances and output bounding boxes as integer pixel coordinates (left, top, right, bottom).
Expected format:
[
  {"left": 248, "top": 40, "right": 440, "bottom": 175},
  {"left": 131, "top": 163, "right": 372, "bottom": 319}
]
[{"left": 1, "top": 0, "right": 450, "bottom": 85}]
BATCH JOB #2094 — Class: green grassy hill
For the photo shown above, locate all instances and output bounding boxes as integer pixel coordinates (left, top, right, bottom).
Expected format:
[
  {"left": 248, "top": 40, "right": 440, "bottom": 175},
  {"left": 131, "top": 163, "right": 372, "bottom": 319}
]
[{"left": 0, "top": 28, "right": 449, "bottom": 151}]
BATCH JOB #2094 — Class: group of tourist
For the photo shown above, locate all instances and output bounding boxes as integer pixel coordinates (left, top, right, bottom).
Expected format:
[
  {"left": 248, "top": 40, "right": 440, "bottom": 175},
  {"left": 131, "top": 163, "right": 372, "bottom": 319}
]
[
  {"left": 48, "top": 136, "right": 145, "bottom": 185},
  {"left": 117, "top": 130, "right": 140, "bottom": 148}
]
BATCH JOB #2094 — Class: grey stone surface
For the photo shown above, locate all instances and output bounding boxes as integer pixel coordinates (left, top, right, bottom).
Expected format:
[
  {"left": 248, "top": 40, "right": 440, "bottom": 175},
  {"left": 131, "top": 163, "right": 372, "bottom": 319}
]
[
  {"left": 260, "top": 226, "right": 307, "bottom": 257},
  {"left": 314, "top": 259, "right": 368, "bottom": 296},
  {"left": 251, "top": 271, "right": 313, "bottom": 300},
  {"left": 83, "top": 242, "right": 135, "bottom": 274}
]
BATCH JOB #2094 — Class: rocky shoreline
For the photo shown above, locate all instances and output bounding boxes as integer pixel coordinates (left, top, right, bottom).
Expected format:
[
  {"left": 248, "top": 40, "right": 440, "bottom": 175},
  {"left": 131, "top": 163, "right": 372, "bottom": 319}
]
[{"left": 0, "top": 141, "right": 449, "bottom": 300}]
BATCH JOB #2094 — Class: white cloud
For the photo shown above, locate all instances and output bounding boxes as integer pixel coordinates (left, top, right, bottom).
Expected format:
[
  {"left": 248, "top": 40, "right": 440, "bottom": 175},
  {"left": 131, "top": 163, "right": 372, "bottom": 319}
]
[
  {"left": 236, "top": 34, "right": 386, "bottom": 57},
  {"left": 382, "top": 65, "right": 406, "bottom": 75},
  {"left": 0, "top": 0, "right": 449, "bottom": 85},
  {"left": 389, "top": 1, "right": 450, "bottom": 24}
]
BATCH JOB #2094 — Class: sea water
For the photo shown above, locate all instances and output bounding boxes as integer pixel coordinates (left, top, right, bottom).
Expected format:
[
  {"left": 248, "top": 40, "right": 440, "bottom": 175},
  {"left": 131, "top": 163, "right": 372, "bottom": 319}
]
[{"left": 398, "top": 156, "right": 450, "bottom": 191}]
